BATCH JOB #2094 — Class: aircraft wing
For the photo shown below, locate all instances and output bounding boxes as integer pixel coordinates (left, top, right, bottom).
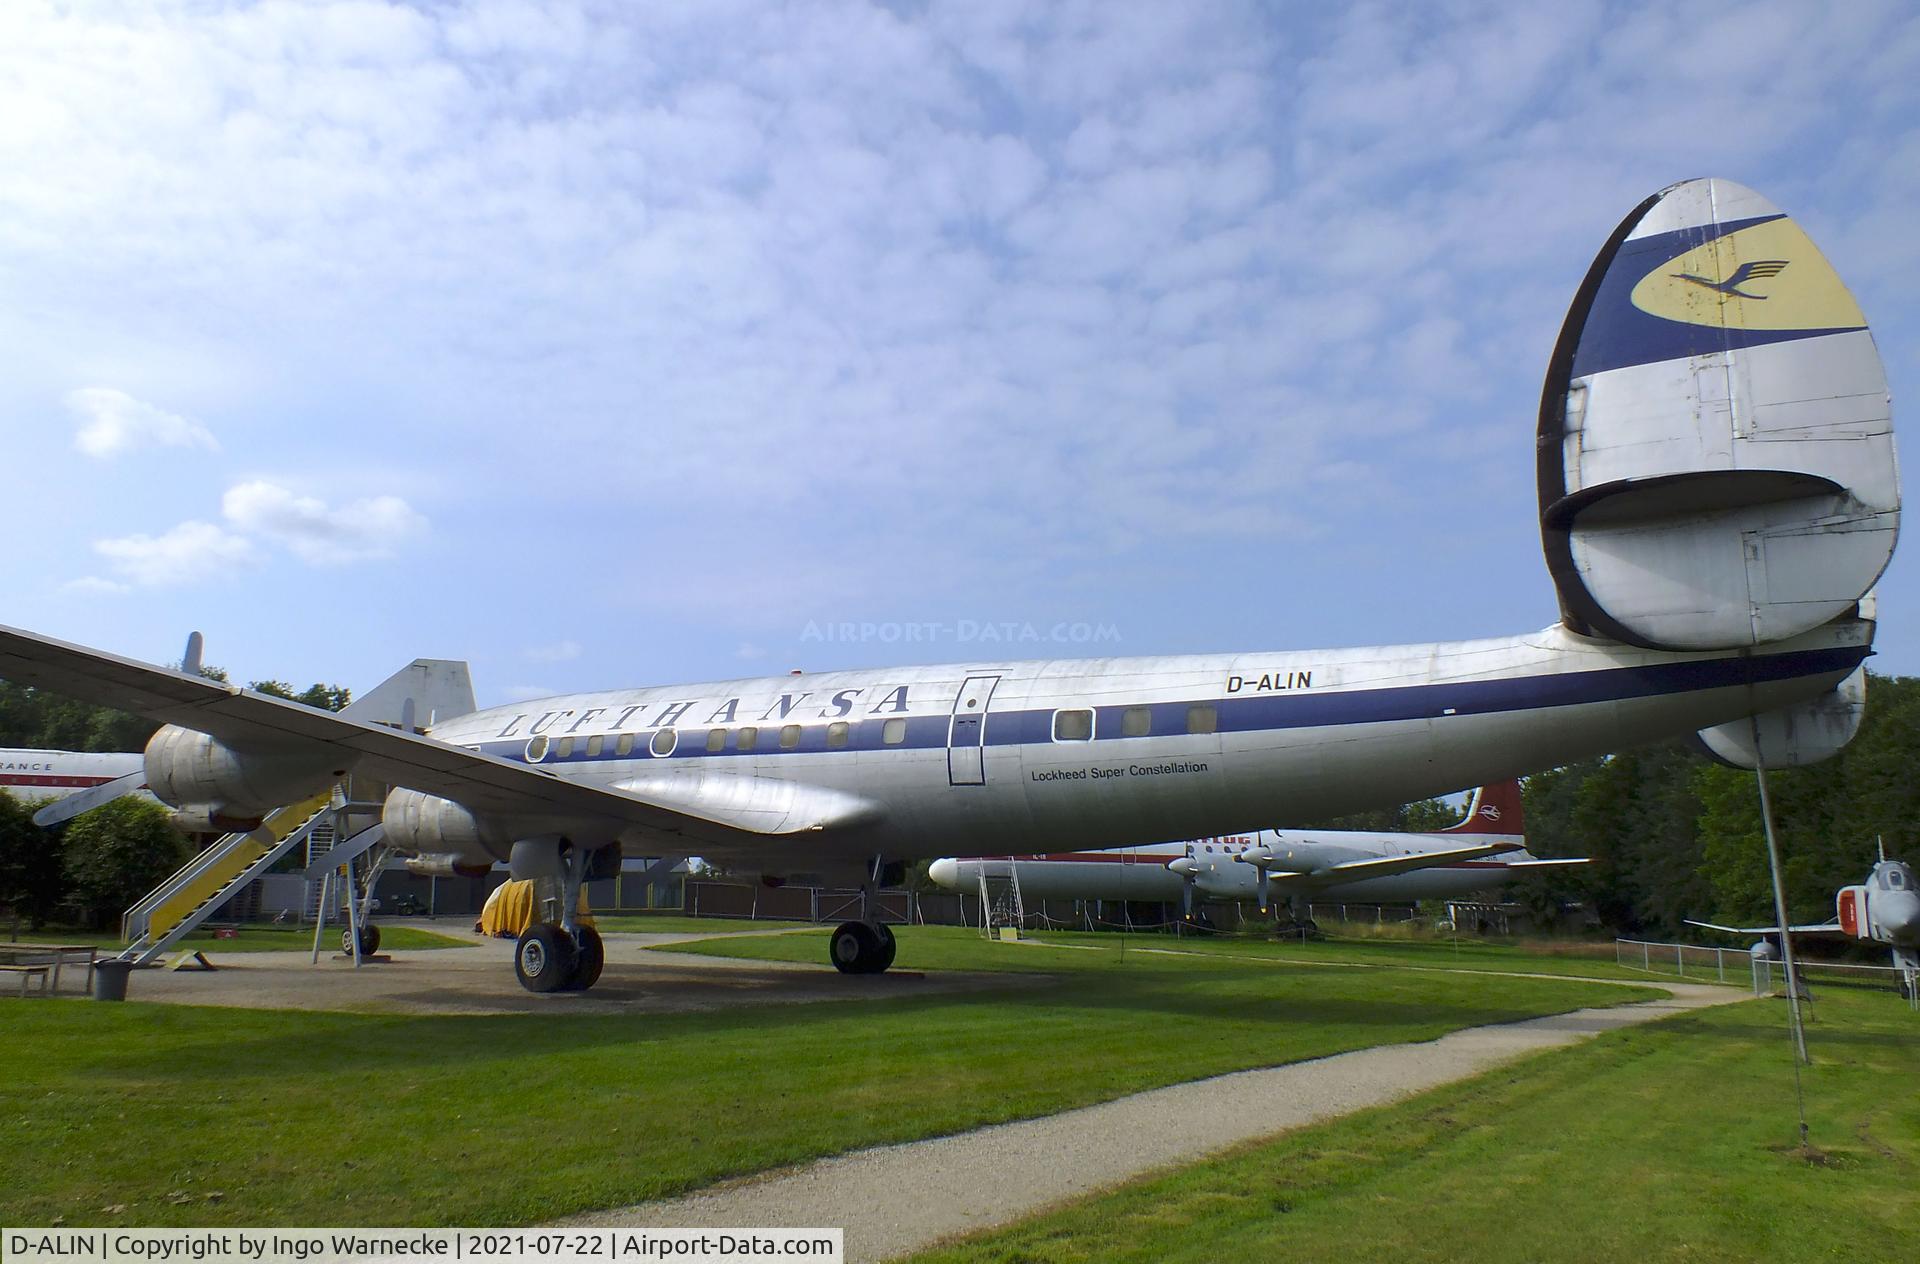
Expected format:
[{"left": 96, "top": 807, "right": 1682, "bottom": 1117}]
[
  {"left": 0, "top": 624, "right": 876, "bottom": 850},
  {"left": 1501, "top": 858, "right": 1591, "bottom": 870},
  {"left": 1295, "top": 841, "right": 1524, "bottom": 884},
  {"left": 1684, "top": 918, "right": 1846, "bottom": 939}
]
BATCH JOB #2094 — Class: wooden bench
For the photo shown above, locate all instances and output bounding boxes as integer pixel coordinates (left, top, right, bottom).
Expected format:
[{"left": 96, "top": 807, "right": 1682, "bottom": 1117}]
[
  {"left": 0, "top": 944, "right": 97, "bottom": 994},
  {"left": 0, "top": 963, "right": 52, "bottom": 997}
]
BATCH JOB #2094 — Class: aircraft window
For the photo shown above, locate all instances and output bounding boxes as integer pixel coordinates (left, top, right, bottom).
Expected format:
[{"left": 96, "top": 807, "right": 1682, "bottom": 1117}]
[
  {"left": 615, "top": 733, "right": 633, "bottom": 757},
  {"left": 525, "top": 734, "right": 550, "bottom": 763},
  {"left": 586, "top": 734, "right": 603, "bottom": 757},
  {"left": 1891, "top": 870, "right": 1907, "bottom": 889},
  {"left": 556, "top": 736, "right": 575, "bottom": 758},
  {"left": 1053, "top": 709, "right": 1093, "bottom": 741},
  {"left": 1122, "top": 707, "right": 1151, "bottom": 737},
  {"left": 827, "top": 721, "right": 850, "bottom": 749},
  {"left": 706, "top": 728, "right": 726, "bottom": 752},
  {"left": 1188, "top": 705, "right": 1218, "bottom": 735},
  {"left": 738, "top": 726, "right": 759, "bottom": 751},
  {"left": 650, "top": 728, "right": 677, "bottom": 757},
  {"left": 780, "top": 724, "right": 802, "bottom": 749},
  {"left": 882, "top": 717, "right": 907, "bottom": 745}
]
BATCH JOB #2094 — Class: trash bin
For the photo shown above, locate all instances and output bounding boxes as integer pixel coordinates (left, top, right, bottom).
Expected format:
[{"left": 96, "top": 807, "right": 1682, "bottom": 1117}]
[{"left": 92, "top": 959, "right": 134, "bottom": 1002}]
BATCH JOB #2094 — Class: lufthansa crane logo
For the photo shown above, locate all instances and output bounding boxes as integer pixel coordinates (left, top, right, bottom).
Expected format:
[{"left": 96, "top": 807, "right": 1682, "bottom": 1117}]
[
  {"left": 1670, "top": 259, "right": 1790, "bottom": 300},
  {"left": 1479, "top": 804, "right": 1502, "bottom": 821}
]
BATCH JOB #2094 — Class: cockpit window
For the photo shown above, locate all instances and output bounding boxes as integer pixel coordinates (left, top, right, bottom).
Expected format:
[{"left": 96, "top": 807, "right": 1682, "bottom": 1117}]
[{"left": 1889, "top": 869, "right": 1907, "bottom": 889}]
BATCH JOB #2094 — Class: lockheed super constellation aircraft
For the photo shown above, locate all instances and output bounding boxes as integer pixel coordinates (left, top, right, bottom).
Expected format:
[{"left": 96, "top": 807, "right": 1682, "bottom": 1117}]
[
  {"left": 0, "top": 178, "right": 1899, "bottom": 993},
  {"left": 929, "top": 781, "right": 1587, "bottom": 919}
]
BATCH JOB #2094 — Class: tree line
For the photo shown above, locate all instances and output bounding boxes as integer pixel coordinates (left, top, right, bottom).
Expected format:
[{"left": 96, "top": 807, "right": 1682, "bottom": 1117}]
[
  {"left": 1314, "top": 671, "right": 1920, "bottom": 937},
  {"left": 0, "top": 675, "right": 349, "bottom": 931}
]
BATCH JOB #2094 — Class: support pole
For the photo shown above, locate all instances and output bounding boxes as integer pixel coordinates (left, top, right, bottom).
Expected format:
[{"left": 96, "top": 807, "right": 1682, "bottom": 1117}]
[{"left": 1751, "top": 736, "right": 1810, "bottom": 1066}]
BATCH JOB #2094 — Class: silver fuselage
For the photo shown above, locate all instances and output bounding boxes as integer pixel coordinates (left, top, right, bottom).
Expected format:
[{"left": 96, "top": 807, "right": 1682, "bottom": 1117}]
[
  {"left": 931, "top": 833, "right": 1535, "bottom": 904},
  {"left": 420, "top": 617, "right": 1870, "bottom": 874}
]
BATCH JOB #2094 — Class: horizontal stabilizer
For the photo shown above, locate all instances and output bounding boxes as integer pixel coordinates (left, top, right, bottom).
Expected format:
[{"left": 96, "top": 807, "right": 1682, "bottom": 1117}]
[
  {"left": 1539, "top": 178, "right": 1898, "bottom": 651},
  {"left": 1695, "top": 662, "right": 1866, "bottom": 769},
  {"left": 1500, "top": 858, "right": 1591, "bottom": 871}
]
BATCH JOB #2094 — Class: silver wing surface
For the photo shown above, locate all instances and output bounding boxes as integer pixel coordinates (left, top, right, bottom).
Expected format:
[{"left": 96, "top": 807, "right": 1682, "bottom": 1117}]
[{"left": 0, "top": 624, "right": 877, "bottom": 854}]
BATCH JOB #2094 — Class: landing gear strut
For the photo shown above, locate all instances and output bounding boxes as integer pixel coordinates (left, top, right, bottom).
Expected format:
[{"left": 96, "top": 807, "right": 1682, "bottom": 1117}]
[
  {"left": 509, "top": 835, "right": 613, "bottom": 994},
  {"left": 829, "top": 855, "right": 900, "bottom": 975}
]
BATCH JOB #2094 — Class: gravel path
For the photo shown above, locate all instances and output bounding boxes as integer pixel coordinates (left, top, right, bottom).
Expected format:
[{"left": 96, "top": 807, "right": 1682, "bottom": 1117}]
[{"left": 560, "top": 980, "right": 1743, "bottom": 1260}]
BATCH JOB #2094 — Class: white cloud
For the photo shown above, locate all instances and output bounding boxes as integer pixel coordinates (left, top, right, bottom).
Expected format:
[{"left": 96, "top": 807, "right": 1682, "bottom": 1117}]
[
  {"left": 91, "top": 520, "right": 256, "bottom": 587},
  {"left": 60, "top": 575, "right": 130, "bottom": 596},
  {"left": 220, "top": 479, "right": 427, "bottom": 565},
  {"left": 525, "top": 639, "right": 581, "bottom": 663},
  {"left": 66, "top": 387, "right": 218, "bottom": 458}
]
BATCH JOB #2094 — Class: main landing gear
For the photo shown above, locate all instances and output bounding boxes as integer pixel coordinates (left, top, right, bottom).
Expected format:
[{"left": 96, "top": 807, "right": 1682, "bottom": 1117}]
[
  {"left": 509, "top": 835, "right": 613, "bottom": 994},
  {"left": 828, "top": 855, "right": 902, "bottom": 975},
  {"left": 515, "top": 922, "right": 605, "bottom": 993}
]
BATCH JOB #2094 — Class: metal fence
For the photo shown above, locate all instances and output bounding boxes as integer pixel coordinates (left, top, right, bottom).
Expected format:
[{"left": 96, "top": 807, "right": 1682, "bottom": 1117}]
[{"left": 1615, "top": 937, "right": 1918, "bottom": 1008}]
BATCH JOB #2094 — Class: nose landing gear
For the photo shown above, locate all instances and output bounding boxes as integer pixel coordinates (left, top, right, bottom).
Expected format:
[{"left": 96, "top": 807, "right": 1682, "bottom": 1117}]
[
  {"left": 828, "top": 855, "right": 901, "bottom": 974},
  {"left": 830, "top": 920, "right": 896, "bottom": 974}
]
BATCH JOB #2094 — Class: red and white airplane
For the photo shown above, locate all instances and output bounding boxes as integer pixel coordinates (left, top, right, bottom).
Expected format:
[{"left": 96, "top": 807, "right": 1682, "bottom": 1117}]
[
  {"left": 929, "top": 781, "right": 1586, "bottom": 918},
  {"left": 1, "top": 748, "right": 146, "bottom": 813}
]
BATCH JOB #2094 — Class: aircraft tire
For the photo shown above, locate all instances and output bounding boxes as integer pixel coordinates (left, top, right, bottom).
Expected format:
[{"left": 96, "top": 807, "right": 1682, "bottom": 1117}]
[
  {"left": 564, "top": 925, "right": 606, "bottom": 991},
  {"left": 515, "top": 923, "right": 577, "bottom": 993},
  {"left": 830, "top": 921, "right": 887, "bottom": 974},
  {"left": 874, "top": 922, "right": 896, "bottom": 971},
  {"left": 341, "top": 923, "right": 381, "bottom": 956}
]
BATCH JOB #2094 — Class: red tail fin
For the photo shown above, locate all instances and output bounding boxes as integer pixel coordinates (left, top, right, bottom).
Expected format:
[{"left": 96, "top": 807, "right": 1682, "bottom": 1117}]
[{"left": 1438, "top": 780, "right": 1525, "bottom": 837}]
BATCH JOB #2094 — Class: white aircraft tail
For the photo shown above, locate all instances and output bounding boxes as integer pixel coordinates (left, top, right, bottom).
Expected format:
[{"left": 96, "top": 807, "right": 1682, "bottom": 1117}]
[
  {"left": 1538, "top": 177, "right": 1897, "bottom": 654},
  {"left": 339, "top": 659, "right": 476, "bottom": 732}
]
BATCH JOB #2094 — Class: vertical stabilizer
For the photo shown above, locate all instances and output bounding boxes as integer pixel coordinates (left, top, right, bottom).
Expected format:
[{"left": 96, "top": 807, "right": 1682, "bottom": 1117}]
[
  {"left": 339, "top": 660, "right": 476, "bottom": 731},
  {"left": 1438, "top": 781, "right": 1525, "bottom": 838},
  {"left": 1539, "top": 178, "right": 1897, "bottom": 651}
]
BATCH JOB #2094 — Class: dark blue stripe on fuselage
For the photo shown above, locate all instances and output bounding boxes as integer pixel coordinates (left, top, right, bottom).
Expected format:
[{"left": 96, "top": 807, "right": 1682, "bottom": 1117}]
[
  {"left": 1570, "top": 215, "right": 1859, "bottom": 377},
  {"left": 474, "top": 644, "right": 1865, "bottom": 768}
]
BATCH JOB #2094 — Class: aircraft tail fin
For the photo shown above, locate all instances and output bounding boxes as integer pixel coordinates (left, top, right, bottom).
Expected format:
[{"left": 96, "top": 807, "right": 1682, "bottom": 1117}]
[
  {"left": 1539, "top": 177, "right": 1897, "bottom": 652},
  {"left": 339, "top": 659, "right": 476, "bottom": 732},
  {"left": 1439, "top": 780, "right": 1525, "bottom": 838}
]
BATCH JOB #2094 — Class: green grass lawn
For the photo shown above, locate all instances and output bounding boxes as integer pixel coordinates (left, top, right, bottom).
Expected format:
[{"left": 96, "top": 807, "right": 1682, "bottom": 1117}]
[
  {"left": 586, "top": 913, "right": 815, "bottom": 935},
  {"left": 3, "top": 925, "right": 475, "bottom": 953},
  {"left": 0, "top": 927, "right": 1651, "bottom": 1226},
  {"left": 911, "top": 986, "right": 1920, "bottom": 1264},
  {"left": 658, "top": 923, "right": 1694, "bottom": 984}
]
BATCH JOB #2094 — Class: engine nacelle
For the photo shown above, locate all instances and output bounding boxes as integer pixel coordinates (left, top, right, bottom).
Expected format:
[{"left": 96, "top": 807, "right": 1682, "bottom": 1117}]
[
  {"left": 382, "top": 787, "right": 513, "bottom": 867},
  {"left": 144, "top": 724, "right": 343, "bottom": 832},
  {"left": 404, "top": 853, "right": 495, "bottom": 879}
]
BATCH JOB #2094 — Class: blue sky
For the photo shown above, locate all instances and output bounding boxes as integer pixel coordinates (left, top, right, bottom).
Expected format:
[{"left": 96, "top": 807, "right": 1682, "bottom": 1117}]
[{"left": 4, "top": 0, "right": 1918, "bottom": 705}]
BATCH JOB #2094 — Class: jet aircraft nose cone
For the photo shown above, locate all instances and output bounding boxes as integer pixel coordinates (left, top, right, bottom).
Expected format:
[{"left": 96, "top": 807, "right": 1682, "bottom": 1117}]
[
  {"left": 928, "top": 858, "right": 959, "bottom": 890},
  {"left": 1881, "top": 892, "right": 1920, "bottom": 945}
]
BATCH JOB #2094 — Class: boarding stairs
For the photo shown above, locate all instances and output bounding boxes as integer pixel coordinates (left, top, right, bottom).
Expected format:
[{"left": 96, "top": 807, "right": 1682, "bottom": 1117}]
[
  {"left": 118, "top": 788, "right": 337, "bottom": 966},
  {"left": 978, "top": 860, "right": 1026, "bottom": 938}
]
